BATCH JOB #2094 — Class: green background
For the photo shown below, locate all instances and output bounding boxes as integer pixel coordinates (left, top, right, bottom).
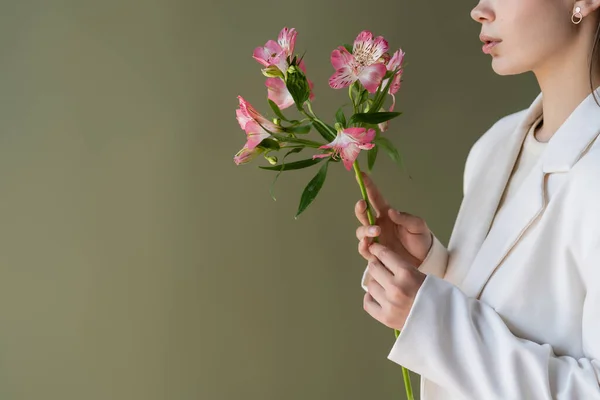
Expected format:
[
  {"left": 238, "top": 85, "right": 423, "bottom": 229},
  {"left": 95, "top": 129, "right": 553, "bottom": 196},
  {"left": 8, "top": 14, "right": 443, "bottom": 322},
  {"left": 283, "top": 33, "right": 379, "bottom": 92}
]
[{"left": 0, "top": 0, "right": 537, "bottom": 399}]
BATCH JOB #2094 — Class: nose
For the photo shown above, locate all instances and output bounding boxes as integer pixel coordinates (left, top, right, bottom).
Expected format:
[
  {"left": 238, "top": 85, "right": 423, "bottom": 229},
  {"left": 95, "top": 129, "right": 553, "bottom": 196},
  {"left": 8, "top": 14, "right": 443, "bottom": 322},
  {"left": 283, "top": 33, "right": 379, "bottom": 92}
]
[{"left": 470, "top": 1, "right": 494, "bottom": 23}]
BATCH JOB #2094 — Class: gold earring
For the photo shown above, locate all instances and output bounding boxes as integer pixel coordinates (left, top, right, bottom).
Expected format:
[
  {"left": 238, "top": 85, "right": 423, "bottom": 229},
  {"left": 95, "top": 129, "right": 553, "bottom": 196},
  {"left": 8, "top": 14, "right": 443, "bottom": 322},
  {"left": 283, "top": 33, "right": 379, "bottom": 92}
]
[{"left": 572, "top": 6, "right": 583, "bottom": 24}]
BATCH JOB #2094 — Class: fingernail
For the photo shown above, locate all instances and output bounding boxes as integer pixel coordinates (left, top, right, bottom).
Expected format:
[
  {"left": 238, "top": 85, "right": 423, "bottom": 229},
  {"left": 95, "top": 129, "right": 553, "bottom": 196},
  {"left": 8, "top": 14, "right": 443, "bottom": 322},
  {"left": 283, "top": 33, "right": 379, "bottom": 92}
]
[{"left": 369, "top": 226, "right": 378, "bottom": 235}]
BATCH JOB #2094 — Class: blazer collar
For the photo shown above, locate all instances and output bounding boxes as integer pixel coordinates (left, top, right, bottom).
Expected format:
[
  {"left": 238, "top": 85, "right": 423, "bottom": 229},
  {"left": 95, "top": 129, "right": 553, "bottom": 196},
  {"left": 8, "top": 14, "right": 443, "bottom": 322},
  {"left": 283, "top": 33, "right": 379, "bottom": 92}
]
[
  {"left": 451, "top": 88, "right": 600, "bottom": 299},
  {"left": 542, "top": 88, "right": 600, "bottom": 172}
]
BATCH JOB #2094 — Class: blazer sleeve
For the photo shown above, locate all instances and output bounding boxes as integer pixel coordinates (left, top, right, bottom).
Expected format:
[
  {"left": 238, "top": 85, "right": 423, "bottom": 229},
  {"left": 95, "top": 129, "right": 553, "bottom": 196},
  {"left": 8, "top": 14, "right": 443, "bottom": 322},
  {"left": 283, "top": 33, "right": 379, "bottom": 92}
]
[{"left": 385, "top": 246, "right": 600, "bottom": 400}]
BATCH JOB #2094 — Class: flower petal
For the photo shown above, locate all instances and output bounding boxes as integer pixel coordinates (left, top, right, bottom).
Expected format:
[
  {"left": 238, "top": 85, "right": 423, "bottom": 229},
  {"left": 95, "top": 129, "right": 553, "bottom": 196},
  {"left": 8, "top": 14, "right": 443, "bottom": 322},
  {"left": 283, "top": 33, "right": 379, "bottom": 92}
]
[
  {"left": 238, "top": 95, "right": 281, "bottom": 132},
  {"left": 389, "top": 69, "right": 403, "bottom": 95},
  {"left": 370, "top": 36, "right": 389, "bottom": 62},
  {"left": 340, "top": 143, "right": 361, "bottom": 170},
  {"left": 266, "top": 78, "right": 294, "bottom": 110},
  {"left": 253, "top": 40, "right": 284, "bottom": 67},
  {"left": 244, "top": 121, "right": 272, "bottom": 149},
  {"left": 357, "top": 63, "right": 387, "bottom": 93},
  {"left": 329, "top": 67, "right": 358, "bottom": 90},
  {"left": 236, "top": 108, "right": 252, "bottom": 130},
  {"left": 388, "top": 49, "right": 405, "bottom": 71},
  {"left": 353, "top": 31, "right": 389, "bottom": 65},
  {"left": 331, "top": 46, "right": 355, "bottom": 70},
  {"left": 343, "top": 127, "right": 375, "bottom": 144},
  {"left": 378, "top": 107, "right": 389, "bottom": 132},
  {"left": 353, "top": 31, "right": 374, "bottom": 54},
  {"left": 312, "top": 153, "right": 332, "bottom": 159},
  {"left": 234, "top": 144, "right": 263, "bottom": 165},
  {"left": 278, "top": 27, "right": 297, "bottom": 58}
]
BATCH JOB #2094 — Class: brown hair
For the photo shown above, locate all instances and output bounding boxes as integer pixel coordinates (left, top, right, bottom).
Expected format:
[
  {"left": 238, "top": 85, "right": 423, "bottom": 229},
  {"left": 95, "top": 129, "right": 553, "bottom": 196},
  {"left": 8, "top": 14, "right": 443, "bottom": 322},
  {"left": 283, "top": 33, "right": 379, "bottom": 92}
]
[{"left": 591, "top": 19, "right": 600, "bottom": 106}]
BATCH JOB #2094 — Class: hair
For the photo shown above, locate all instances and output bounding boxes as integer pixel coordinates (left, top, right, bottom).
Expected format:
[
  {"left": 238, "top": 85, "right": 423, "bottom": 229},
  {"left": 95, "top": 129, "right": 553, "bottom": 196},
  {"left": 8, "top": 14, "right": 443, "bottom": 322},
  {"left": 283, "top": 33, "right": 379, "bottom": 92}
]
[{"left": 591, "top": 18, "right": 600, "bottom": 106}]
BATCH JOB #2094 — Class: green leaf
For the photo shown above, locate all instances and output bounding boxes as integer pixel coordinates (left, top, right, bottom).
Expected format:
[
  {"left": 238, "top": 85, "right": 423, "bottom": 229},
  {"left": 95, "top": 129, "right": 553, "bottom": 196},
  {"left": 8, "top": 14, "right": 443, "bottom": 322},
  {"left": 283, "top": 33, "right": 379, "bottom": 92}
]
[
  {"left": 367, "top": 145, "right": 378, "bottom": 172},
  {"left": 269, "top": 133, "right": 324, "bottom": 148},
  {"left": 268, "top": 148, "right": 303, "bottom": 201},
  {"left": 285, "top": 124, "right": 311, "bottom": 134},
  {"left": 335, "top": 107, "right": 347, "bottom": 128},
  {"left": 258, "top": 138, "right": 281, "bottom": 151},
  {"left": 268, "top": 99, "right": 288, "bottom": 122},
  {"left": 358, "top": 89, "right": 369, "bottom": 107},
  {"left": 311, "top": 121, "right": 336, "bottom": 142},
  {"left": 384, "top": 69, "right": 395, "bottom": 79},
  {"left": 375, "top": 136, "right": 404, "bottom": 170},
  {"left": 295, "top": 160, "right": 330, "bottom": 219},
  {"left": 349, "top": 112, "right": 402, "bottom": 125},
  {"left": 343, "top": 44, "right": 353, "bottom": 53},
  {"left": 259, "top": 157, "right": 323, "bottom": 171}
]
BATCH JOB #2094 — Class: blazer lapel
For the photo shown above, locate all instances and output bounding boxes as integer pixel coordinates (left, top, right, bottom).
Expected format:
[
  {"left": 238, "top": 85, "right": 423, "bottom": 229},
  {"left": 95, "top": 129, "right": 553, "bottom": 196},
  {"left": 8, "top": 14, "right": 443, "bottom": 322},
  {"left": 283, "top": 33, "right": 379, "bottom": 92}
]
[
  {"left": 444, "top": 94, "right": 543, "bottom": 290},
  {"left": 459, "top": 89, "right": 600, "bottom": 299}
]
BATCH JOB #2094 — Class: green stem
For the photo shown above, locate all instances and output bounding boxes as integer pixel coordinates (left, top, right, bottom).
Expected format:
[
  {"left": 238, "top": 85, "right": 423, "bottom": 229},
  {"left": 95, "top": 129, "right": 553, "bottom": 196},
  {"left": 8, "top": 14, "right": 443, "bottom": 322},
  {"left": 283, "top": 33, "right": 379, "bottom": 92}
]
[
  {"left": 301, "top": 103, "right": 336, "bottom": 140},
  {"left": 354, "top": 160, "right": 414, "bottom": 400}
]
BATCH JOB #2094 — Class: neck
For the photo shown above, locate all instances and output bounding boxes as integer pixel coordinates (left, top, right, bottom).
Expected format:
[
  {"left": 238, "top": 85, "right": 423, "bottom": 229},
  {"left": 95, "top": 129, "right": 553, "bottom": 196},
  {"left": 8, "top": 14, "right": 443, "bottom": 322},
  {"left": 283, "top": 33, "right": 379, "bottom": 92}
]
[{"left": 533, "top": 22, "right": 600, "bottom": 142}]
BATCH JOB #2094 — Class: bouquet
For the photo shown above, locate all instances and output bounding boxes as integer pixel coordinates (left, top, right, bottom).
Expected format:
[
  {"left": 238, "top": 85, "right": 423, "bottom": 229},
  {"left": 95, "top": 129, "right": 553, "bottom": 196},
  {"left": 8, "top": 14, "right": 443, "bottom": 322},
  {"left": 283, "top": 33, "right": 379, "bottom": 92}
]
[{"left": 234, "top": 27, "right": 413, "bottom": 399}]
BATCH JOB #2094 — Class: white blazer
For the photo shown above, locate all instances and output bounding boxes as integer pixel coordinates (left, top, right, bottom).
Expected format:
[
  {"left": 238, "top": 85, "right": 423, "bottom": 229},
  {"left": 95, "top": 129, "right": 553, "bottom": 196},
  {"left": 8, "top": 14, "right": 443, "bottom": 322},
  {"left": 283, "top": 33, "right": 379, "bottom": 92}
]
[{"left": 361, "top": 89, "right": 600, "bottom": 399}]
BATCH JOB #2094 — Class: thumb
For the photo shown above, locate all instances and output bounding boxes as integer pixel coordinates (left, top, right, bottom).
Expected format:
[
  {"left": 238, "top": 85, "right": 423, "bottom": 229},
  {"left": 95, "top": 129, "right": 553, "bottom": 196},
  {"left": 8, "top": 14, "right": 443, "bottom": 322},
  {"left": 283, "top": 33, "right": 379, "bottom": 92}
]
[{"left": 388, "top": 209, "right": 428, "bottom": 234}]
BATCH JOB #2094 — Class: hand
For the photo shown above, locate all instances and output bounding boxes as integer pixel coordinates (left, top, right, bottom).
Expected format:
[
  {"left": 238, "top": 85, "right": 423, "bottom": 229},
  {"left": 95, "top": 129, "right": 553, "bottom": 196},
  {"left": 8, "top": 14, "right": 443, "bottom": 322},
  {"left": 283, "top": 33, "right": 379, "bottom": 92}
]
[
  {"left": 363, "top": 242, "right": 426, "bottom": 331},
  {"left": 355, "top": 172, "right": 433, "bottom": 267}
]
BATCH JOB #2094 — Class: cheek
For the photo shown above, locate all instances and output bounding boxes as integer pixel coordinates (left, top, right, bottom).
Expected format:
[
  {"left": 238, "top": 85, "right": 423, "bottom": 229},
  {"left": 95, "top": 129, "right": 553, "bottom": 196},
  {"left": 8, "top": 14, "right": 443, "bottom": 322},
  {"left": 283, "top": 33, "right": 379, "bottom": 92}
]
[{"left": 492, "top": 18, "right": 571, "bottom": 75}]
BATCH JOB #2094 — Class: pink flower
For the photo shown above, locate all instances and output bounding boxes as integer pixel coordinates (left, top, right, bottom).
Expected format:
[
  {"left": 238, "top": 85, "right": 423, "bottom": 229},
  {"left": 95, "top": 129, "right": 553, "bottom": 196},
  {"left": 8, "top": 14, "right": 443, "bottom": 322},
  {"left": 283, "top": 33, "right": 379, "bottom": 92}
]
[
  {"left": 329, "top": 31, "right": 389, "bottom": 93},
  {"left": 385, "top": 49, "right": 405, "bottom": 96},
  {"left": 277, "top": 27, "right": 297, "bottom": 58},
  {"left": 253, "top": 27, "right": 298, "bottom": 74},
  {"left": 378, "top": 49, "right": 405, "bottom": 132},
  {"left": 236, "top": 96, "right": 282, "bottom": 150},
  {"left": 313, "top": 127, "right": 376, "bottom": 170},
  {"left": 266, "top": 60, "right": 315, "bottom": 110}
]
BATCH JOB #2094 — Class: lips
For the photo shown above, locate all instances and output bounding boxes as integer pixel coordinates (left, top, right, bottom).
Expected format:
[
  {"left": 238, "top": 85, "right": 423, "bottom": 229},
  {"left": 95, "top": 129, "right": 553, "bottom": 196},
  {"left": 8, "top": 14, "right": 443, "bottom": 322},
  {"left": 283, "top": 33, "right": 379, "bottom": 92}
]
[
  {"left": 480, "top": 34, "right": 501, "bottom": 43},
  {"left": 480, "top": 35, "right": 502, "bottom": 54}
]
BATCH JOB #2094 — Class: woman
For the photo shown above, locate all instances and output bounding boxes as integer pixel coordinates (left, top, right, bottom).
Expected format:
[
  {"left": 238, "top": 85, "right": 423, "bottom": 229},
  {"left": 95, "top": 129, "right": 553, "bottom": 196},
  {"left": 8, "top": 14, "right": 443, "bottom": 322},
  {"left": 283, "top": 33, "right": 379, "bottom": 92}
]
[{"left": 356, "top": 1, "right": 600, "bottom": 399}]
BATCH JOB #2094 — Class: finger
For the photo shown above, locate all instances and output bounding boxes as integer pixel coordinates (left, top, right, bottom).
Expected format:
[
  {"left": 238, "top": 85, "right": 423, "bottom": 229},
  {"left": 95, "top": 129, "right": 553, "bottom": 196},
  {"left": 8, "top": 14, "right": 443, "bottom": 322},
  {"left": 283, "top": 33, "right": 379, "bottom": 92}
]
[
  {"left": 388, "top": 209, "right": 428, "bottom": 234},
  {"left": 358, "top": 238, "right": 377, "bottom": 262},
  {"left": 360, "top": 173, "right": 389, "bottom": 217},
  {"left": 365, "top": 277, "right": 387, "bottom": 306},
  {"left": 355, "top": 225, "right": 380, "bottom": 241},
  {"left": 363, "top": 291, "right": 383, "bottom": 319},
  {"left": 368, "top": 242, "right": 413, "bottom": 274},
  {"left": 354, "top": 199, "right": 370, "bottom": 226},
  {"left": 367, "top": 260, "right": 394, "bottom": 290}
]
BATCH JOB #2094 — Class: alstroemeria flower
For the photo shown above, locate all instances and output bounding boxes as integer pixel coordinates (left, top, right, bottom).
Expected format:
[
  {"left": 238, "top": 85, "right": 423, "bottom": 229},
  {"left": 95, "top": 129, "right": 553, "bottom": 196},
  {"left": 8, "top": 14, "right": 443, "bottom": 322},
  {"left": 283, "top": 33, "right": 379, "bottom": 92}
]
[
  {"left": 266, "top": 60, "right": 315, "bottom": 109},
  {"left": 329, "top": 31, "right": 389, "bottom": 93},
  {"left": 378, "top": 49, "right": 405, "bottom": 132},
  {"left": 386, "top": 49, "right": 405, "bottom": 96},
  {"left": 236, "top": 96, "right": 282, "bottom": 150},
  {"left": 312, "top": 127, "right": 376, "bottom": 170},
  {"left": 253, "top": 27, "right": 298, "bottom": 74}
]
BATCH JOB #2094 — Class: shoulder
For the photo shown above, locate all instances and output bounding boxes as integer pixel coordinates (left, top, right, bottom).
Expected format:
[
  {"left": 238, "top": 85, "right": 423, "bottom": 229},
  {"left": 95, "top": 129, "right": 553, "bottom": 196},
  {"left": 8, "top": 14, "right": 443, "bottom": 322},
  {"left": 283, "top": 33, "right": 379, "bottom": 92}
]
[
  {"left": 568, "top": 142, "right": 600, "bottom": 197},
  {"left": 464, "top": 108, "right": 527, "bottom": 171},
  {"left": 470, "top": 108, "right": 527, "bottom": 156}
]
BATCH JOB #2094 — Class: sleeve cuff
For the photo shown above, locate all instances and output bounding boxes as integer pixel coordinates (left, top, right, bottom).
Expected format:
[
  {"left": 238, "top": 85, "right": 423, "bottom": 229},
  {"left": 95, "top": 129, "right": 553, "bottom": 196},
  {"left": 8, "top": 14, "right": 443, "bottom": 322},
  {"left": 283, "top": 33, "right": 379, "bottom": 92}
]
[
  {"left": 417, "top": 233, "right": 448, "bottom": 279},
  {"left": 361, "top": 233, "right": 448, "bottom": 292}
]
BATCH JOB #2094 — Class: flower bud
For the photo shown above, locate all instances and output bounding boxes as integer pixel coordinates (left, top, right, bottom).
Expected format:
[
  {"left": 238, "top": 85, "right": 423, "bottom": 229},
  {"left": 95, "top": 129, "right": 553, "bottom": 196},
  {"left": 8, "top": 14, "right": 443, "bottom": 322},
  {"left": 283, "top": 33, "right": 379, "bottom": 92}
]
[
  {"left": 285, "top": 65, "right": 310, "bottom": 109},
  {"left": 261, "top": 65, "right": 285, "bottom": 79},
  {"left": 265, "top": 155, "right": 278, "bottom": 165},
  {"left": 272, "top": 118, "right": 281, "bottom": 126}
]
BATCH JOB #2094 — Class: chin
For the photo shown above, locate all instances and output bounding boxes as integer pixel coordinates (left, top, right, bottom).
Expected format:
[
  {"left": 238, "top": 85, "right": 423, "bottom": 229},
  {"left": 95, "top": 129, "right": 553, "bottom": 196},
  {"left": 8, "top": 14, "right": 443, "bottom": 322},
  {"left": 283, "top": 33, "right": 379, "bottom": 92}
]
[{"left": 490, "top": 57, "right": 528, "bottom": 76}]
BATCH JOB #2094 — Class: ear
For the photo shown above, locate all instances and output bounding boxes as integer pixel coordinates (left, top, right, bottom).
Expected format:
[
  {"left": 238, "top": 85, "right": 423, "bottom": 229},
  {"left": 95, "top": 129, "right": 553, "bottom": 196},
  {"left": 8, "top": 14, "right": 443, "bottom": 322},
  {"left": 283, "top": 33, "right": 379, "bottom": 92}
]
[{"left": 575, "top": 0, "right": 600, "bottom": 17}]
